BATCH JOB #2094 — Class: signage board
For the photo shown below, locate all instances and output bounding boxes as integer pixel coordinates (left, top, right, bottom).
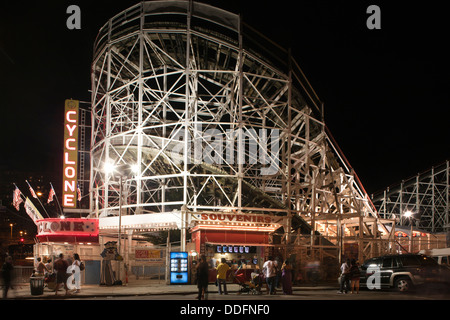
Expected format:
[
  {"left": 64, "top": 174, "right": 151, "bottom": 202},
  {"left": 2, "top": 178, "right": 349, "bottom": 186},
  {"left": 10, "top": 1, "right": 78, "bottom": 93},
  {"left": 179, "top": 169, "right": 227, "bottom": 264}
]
[
  {"left": 63, "top": 99, "right": 79, "bottom": 208},
  {"left": 135, "top": 249, "right": 164, "bottom": 264},
  {"left": 37, "top": 218, "right": 98, "bottom": 242}
]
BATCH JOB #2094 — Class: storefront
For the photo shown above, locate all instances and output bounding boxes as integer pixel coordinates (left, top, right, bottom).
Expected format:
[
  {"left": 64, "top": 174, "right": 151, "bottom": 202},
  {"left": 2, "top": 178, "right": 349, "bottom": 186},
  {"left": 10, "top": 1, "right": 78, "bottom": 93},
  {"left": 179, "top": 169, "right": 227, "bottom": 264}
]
[
  {"left": 34, "top": 218, "right": 101, "bottom": 285},
  {"left": 190, "top": 212, "right": 286, "bottom": 282}
]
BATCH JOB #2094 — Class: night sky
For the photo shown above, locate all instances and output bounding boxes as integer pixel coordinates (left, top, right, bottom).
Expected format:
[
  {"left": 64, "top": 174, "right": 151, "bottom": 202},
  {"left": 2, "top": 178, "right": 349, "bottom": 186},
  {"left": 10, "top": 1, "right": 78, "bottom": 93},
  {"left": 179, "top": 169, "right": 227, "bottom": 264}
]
[{"left": 1, "top": 0, "right": 449, "bottom": 196}]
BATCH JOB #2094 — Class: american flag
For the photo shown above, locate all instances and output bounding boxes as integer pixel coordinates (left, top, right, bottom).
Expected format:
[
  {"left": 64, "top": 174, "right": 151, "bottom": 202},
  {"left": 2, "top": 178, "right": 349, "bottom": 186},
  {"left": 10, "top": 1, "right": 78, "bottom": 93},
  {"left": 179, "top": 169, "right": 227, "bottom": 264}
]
[
  {"left": 13, "top": 187, "right": 23, "bottom": 211},
  {"left": 47, "top": 186, "right": 56, "bottom": 204},
  {"left": 27, "top": 182, "right": 38, "bottom": 199}
]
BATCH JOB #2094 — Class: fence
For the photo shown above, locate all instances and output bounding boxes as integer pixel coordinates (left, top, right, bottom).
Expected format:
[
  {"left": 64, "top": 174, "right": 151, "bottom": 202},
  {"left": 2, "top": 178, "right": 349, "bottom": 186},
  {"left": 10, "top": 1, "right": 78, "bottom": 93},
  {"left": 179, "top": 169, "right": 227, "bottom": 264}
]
[{"left": 11, "top": 266, "right": 35, "bottom": 284}]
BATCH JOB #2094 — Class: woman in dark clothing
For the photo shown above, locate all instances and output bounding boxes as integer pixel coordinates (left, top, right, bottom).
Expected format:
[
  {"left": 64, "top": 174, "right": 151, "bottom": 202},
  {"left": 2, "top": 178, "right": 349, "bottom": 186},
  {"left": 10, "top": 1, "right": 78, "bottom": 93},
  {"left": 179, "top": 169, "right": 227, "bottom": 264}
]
[
  {"left": 196, "top": 255, "right": 209, "bottom": 300},
  {"left": 349, "top": 259, "right": 361, "bottom": 294},
  {"left": 1, "top": 256, "right": 14, "bottom": 299},
  {"left": 281, "top": 260, "right": 293, "bottom": 295}
]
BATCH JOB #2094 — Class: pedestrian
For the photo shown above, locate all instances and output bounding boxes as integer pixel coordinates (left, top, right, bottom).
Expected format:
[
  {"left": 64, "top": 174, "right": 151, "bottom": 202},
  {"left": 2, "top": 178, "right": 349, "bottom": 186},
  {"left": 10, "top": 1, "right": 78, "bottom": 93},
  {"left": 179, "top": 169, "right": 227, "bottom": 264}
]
[
  {"left": 1, "top": 256, "right": 14, "bottom": 299},
  {"left": 196, "top": 255, "right": 209, "bottom": 300},
  {"left": 237, "top": 255, "right": 246, "bottom": 267},
  {"left": 274, "top": 257, "right": 281, "bottom": 291},
  {"left": 262, "top": 256, "right": 276, "bottom": 295},
  {"left": 53, "top": 253, "right": 70, "bottom": 296},
  {"left": 281, "top": 260, "right": 293, "bottom": 295},
  {"left": 35, "top": 257, "right": 49, "bottom": 277},
  {"left": 70, "top": 253, "right": 82, "bottom": 293},
  {"left": 216, "top": 258, "right": 230, "bottom": 294},
  {"left": 45, "top": 259, "right": 52, "bottom": 276},
  {"left": 349, "top": 259, "right": 361, "bottom": 294},
  {"left": 338, "top": 258, "right": 351, "bottom": 294}
]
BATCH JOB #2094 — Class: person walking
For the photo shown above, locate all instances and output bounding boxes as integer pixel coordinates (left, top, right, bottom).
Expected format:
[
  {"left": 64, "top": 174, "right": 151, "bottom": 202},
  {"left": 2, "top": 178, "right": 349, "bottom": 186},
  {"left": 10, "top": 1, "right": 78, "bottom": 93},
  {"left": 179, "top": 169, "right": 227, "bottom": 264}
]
[
  {"left": 338, "top": 258, "right": 351, "bottom": 294},
  {"left": 216, "top": 258, "right": 230, "bottom": 295},
  {"left": 274, "top": 257, "right": 281, "bottom": 291},
  {"left": 196, "top": 255, "right": 209, "bottom": 300},
  {"left": 35, "top": 257, "right": 49, "bottom": 277},
  {"left": 70, "top": 253, "right": 82, "bottom": 293},
  {"left": 45, "top": 259, "right": 52, "bottom": 274},
  {"left": 281, "top": 260, "right": 293, "bottom": 295},
  {"left": 1, "top": 256, "right": 14, "bottom": 299},
  {"left": 53, "top": 253, "right": 70, "bottom": 296},
  {"left": 262, "top": 256, "right": 276, "bottom": 295},
  {"left": 349, "top": 259, "right": 361, "bottom": 294}
]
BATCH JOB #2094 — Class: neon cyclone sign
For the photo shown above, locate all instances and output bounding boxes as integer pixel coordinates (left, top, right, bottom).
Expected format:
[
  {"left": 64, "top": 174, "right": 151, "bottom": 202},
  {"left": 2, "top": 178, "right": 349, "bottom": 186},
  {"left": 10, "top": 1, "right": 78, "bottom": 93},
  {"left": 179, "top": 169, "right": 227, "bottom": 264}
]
[
  {"left": 63, "top": 99, "right": 79, "bottom": 208},
  {"left": 37, "top": 218, "right": 99, "bottom": 242}
]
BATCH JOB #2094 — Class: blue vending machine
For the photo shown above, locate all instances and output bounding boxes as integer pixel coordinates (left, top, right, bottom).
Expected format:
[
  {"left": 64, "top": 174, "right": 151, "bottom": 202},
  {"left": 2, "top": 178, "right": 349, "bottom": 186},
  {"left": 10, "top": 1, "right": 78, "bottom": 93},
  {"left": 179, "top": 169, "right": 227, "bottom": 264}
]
[{"left": 170, "top": 252, "right": 189, "bottom": 284}]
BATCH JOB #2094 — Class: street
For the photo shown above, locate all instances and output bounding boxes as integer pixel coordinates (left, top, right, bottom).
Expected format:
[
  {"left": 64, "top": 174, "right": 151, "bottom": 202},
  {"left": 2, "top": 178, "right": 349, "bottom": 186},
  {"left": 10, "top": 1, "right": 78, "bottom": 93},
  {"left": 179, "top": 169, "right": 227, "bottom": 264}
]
[
  {"left": 66, "top": 286, "right": 450, "bottom": 318},
  {"left": 9, "top": 283, "right": 449, "bottom": 319},
  {"left": 73, "top": 286, "right": 450, "bottom": 300}
]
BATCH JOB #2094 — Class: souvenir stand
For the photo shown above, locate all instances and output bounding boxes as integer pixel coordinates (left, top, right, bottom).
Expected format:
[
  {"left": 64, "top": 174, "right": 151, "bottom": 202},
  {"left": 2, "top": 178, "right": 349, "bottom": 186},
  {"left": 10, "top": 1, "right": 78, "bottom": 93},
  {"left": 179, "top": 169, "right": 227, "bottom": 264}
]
[{"left": 190, "top": 212, "right": 286, "bottom": 282}]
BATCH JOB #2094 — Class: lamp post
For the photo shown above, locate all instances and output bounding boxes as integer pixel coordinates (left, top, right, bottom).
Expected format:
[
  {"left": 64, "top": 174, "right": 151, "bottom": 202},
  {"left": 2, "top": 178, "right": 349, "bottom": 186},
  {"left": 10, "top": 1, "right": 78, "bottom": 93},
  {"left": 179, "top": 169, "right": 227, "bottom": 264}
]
[
  {"left": 404, "top": 210, "right": 415, "bottom": 253},
  {"left": 115, "top": 174, "right": 125, "bottom": 285},
  {"left": 104, "top": 162, "right": 139, "bottom": 284}
]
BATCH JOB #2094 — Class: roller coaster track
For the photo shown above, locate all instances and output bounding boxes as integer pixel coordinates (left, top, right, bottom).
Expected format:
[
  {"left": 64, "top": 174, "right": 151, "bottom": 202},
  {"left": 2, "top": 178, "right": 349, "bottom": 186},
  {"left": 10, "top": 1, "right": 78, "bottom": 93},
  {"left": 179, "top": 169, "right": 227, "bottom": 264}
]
[{"left": 90, "top": 1, "right": 396, "bottom": 260}]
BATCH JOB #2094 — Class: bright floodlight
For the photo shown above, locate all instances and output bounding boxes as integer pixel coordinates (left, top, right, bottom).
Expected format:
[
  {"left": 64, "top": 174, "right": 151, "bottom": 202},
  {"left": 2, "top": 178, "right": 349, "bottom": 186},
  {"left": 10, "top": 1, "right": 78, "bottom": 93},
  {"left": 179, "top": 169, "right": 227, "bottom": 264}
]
[
  {"left": 131, "top": 164, "right": 140, "bottom": 174},
  {"left": 404, "top": 210, "right": 413, "bottom": 217},
  {"left": 104, "top": 162, "right": 115, "bottom": 174}
]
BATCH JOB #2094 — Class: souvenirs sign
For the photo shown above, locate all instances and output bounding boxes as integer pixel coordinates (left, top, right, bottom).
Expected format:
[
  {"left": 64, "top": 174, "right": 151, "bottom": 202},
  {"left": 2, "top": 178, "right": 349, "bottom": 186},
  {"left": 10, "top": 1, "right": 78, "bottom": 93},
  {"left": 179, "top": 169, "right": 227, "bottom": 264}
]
[{"left": 191, "top": 212, "right": 285, "bottom": 232}]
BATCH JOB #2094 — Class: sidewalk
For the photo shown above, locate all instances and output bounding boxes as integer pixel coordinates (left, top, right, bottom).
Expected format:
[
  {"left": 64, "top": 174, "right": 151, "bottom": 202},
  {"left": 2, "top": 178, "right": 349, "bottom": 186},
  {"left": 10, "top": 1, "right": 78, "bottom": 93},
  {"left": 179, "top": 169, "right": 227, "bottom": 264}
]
[{"left": 6, "top": 279, "right": 338, "bottom": 300}]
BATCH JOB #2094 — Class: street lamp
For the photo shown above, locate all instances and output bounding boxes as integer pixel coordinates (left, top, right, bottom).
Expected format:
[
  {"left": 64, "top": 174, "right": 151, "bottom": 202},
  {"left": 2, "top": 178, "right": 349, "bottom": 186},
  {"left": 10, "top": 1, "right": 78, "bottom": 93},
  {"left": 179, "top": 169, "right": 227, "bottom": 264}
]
[
  {"left": 404, "top": 210, "right": 413, "bottom": 218},
  {"left": 104, "top": 162, "right": 139, "bottom": 284},
  {"left": 403, "top": 210, "right": 415, "bottom": 253}
]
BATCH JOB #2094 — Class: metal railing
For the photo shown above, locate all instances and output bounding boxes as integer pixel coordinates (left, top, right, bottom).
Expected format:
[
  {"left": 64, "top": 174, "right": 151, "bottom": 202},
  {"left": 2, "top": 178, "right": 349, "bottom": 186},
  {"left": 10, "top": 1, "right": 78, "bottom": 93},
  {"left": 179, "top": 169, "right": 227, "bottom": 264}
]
[{"left": 11, "top": 266, "right": 35, "bottom": 284}]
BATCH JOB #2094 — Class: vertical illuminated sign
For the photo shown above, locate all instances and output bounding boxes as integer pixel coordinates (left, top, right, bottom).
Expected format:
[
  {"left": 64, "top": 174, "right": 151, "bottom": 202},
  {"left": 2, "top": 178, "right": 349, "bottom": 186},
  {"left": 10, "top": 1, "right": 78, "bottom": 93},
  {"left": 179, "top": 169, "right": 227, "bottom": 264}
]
[{"left": 63, "top": 99, "right": 79, "bottom": 208}]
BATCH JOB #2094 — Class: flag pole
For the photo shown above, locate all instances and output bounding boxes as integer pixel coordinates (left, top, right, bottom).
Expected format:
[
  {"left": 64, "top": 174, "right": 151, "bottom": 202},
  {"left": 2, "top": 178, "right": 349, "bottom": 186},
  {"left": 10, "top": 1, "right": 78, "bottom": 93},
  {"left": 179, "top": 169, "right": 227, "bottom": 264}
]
[
  {"left": 25, "top": 180, "right": 50, "bottom": 218},
  {"left": 50, "top": 182, "right": 64, "bottom": 216},
  {"left": 12, "top": 183, "right": 25, "bottom": 211},
  {"left": 13, "top": 183, "right": 26, "bottom": 200}
]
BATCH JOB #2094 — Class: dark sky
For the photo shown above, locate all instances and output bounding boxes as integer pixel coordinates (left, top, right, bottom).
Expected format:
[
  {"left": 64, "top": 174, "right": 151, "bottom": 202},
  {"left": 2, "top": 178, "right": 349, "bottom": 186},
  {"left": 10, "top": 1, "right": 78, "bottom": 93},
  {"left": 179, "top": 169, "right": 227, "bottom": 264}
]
[{"left": 1, "top": 0, "right": 449, "bottom": 195}]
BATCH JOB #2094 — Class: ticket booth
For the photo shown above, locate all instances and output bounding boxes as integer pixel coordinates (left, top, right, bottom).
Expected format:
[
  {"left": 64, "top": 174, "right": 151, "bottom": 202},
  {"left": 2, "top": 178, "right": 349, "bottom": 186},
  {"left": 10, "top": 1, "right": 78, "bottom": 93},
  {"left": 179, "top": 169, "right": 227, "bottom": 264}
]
[{"left": 34, "top": 218, "right": 101, "bottom": 285}]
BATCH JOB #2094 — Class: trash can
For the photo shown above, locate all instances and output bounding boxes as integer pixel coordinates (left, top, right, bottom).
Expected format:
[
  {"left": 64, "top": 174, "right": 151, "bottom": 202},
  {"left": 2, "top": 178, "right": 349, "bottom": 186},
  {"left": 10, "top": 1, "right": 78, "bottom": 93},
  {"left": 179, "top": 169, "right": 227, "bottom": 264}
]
[{"left": 30, "top": 276, "right": 45, "bottom": 295}]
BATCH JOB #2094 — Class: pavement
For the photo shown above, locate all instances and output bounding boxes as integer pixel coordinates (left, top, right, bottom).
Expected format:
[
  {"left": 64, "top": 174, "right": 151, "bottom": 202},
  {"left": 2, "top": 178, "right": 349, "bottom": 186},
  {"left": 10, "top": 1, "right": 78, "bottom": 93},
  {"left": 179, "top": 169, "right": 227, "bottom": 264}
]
[{"left": 5, "top": 279, "right": 338, "bottom": 300}]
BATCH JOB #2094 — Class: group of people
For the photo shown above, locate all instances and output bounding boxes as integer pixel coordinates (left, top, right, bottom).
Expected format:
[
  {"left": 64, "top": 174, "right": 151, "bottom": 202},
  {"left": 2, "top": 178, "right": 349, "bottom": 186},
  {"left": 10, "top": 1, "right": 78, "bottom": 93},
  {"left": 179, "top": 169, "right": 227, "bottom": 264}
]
[
  {"left": 338, "top": 258, "right": 361, "bottom": 294},
  {"left": 0, "top": 253, "right": 84, "bottom": 299},
  {"left": 195, "top": 256, "right": 231, "bottom": 300},
  {"left": 34, "top": 253, "right": 84, "bottom": 296},
  {"left": 262, "top": 256, "right": 293, "bottom": 295},
  {"left": 196, "top": 255, "right": 363, "bottom": 299},
  {"left": 52, "top": 253, "right": 84, "bottom": 295},
  {"left": 195, "top": 255, "right": 294, "bottom": 300}
]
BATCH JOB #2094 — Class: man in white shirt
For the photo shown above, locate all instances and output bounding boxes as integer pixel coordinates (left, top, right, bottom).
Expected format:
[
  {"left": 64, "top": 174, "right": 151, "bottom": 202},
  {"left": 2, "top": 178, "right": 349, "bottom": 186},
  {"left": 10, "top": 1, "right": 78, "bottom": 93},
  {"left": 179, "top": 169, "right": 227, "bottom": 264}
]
[
  {"left": 338, "top": 259, "right": 351, "bottom": 294},
  {"left": 263, "top": 256, "right": 277, "bottom": 294}
]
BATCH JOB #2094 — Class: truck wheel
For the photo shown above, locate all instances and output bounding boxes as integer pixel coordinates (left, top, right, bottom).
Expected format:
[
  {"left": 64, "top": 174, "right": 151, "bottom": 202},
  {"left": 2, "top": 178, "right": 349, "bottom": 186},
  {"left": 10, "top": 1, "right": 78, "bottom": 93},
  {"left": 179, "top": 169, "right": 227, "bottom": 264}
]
[{"left": 394, "top": 277, "right": 412, "bottom": 292}]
